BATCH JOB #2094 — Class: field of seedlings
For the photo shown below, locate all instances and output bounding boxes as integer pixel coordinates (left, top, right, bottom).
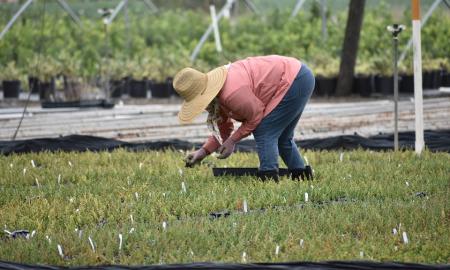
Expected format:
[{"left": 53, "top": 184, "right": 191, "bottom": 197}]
[{"left": 0, "top": 149, "right": 449, "bottom": 266}]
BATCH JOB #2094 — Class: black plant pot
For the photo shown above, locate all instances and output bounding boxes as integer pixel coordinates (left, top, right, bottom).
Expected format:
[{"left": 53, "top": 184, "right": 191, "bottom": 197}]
[
  {"left": 28, "top": 76, "right": 40, "bottom": 94},
  {"left": 353, "top": 75, "right": 373, "bottom": 97},
  {"left": 39, "top": 80, "right": 56, "bottom": 101},
  {"left": 315, "top": 76, "right": 337, "bottom": 96},
  {"left": 423, "top": 70, "right": 441, "bottom": 90},
  {"left": 2, "top": 80, "right": 21, "bottom": 98},
  {"left": 400, "top": 74, "right": 414, "bottom": 93},
  {"left": 441, "top": 71, "right": 450, "bottom": 87},
  {"left": 151, "top": 81, "right": 171, "bottom": 98},
  {"left": 123, "top": 77, "right": 131, "bottom": 95},
  {"left": 166, "top": 77, "right": 178, "bottom": 97},
  {"left": 375, "top": 75, "right": 393, "bottom": 95},
  {"left": 110, "top": 80, "right": 124, "bottom": 98},
  {"left": 129, "top": 79, "right": 148, "bottom": 98}
]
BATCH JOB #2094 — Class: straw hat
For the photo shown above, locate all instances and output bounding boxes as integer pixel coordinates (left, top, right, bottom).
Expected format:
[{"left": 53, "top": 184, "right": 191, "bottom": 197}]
[{"left": 173, "top": 66, "right": 228, "bottom": 124}]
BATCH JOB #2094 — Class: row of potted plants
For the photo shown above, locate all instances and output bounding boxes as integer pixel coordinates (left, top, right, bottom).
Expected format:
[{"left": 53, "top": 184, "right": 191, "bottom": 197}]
[
  {"left": 2, "top": 58, "right": 450, "bottom": 99},
  {"left": 312, "top": 56, "right": 450, "bottom": 97}
]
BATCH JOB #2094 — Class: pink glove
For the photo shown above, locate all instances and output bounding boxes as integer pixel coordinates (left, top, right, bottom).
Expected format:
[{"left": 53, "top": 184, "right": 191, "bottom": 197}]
[
  {"left": 185, "top": 148, "right": 207, "bottom": 167},
  {"left": 217, "top": 138, "right": 236, "bottom": 159}
]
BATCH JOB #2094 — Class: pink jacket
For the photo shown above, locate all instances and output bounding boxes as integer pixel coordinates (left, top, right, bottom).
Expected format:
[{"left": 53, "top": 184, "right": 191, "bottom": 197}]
[{"left": 202, "top": 55, "right": 302, "bottom": 154}]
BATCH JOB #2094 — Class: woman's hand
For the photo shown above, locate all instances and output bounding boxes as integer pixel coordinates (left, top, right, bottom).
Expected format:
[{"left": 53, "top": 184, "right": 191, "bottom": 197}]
[
  {"left": 217, "top": 138, "right": 236, "bottom": 159},
  {"left": 185, "top": 148, "right": 207, "bottom": 167}
]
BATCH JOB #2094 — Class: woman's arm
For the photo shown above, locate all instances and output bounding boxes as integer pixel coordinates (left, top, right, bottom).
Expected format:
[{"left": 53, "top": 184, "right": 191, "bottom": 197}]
[{"left": 202, "top": 110, "right": 234, "bottom": 154}]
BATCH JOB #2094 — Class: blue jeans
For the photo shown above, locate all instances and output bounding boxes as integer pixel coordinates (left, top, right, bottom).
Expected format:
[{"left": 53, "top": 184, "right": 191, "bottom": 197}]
[{"left": 253, "top": 64, "right": 315, "bottom": 171}]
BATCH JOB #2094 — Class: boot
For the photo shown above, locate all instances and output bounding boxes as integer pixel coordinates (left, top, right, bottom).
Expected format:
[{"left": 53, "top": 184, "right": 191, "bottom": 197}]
[
  {"left": 289, "top": 165, "right": 313, "bottom": 181},
  {"left": 256, "top": 170, "right": 279, "bottom": 182}
]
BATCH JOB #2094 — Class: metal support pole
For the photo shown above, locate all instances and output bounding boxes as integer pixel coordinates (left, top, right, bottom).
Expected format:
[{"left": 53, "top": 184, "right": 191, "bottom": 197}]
[
  {"left": 57, "top": 0, "right": 82, "bottom": 27},
  {"left": 243, "top": 0, "right": 259, "bottom": 15},
  {"left": 393, "top": 34, "right": 399, "bottom": 151},
  {"left": 398, "top": 0, "right": 441, "bottom": 64},
  {"left": 124, "top": 0, "right": 130, "bottom": 55},
  {"left": 190, "top": 0, "right": 234, "bottom": 62},
  {"left": 321, "top": 0, "right": 328, "bottom": 40},
  {"left": 388, "top": 24, "right": 405, "bottom": 151},
  {"left": 210, "top": 2, "right": 222, "bottom": 53},
  {"left": 291, "top": 0, "right": 307, "bottom": 18},
  {"left": 105, "top": 0, "right": 128, "bottom": 25},
  {"left": 143, "top": 0, "right": 159, "bottom": 13},
  {"left": 0, "top": 0, "right": 34, "bottom": 40}
]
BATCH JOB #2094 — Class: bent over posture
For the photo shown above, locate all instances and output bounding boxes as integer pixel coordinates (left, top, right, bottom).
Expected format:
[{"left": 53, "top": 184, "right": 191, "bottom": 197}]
[{"left": 173, "top": 55, "right": 315, "bottom": 181}]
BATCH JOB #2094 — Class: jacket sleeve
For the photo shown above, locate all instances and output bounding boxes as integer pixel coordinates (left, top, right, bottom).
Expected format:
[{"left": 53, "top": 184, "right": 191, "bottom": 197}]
[
  {"left": 202, "top": 109, "right": 234, "bottom": 154},
  {"left": 226, "top": 88, "right": 265, "bottom": 143}
]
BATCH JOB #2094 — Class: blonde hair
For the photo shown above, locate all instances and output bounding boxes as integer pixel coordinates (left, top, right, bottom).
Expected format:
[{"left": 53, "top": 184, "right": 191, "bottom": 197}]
[{"left": 205, "top": 98, "right": 221, "bottom": 132}]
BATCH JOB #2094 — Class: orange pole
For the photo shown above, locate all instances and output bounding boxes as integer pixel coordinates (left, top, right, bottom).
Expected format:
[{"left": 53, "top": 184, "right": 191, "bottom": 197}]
[{"left": 412, "top": 0, "right": 421, "bottom": 20}]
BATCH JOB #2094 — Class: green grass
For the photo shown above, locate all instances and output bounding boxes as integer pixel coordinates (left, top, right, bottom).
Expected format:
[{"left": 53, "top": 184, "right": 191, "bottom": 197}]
[{"left": 0, "top": 149, "right": 449, "bottom": 266}]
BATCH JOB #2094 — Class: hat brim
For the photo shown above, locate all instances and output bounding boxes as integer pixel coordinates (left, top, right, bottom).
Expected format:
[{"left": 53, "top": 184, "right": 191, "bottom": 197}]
[{"left": 178, "top": 66, "right": 228, "bottom": 124}]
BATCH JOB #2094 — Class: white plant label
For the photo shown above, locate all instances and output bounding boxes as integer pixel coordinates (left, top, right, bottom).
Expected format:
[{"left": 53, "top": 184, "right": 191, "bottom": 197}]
[
  {"left": 129, "top": 227, "right": 135, "bottom": 234},
  {"left": 46, "top": 235, "right": 51, "bottom": 244},
  {"left": 179, "top": 168, "right": 183, "bottom": 177},
  {"left": 9, "top": 163, "right": 13, "bottom": 168},
  {"left": 402, "top": 231, "right": 409, "bottom": 244},
  {"left": 57, "top": 244, "right": 64, "bottom": 258},
  {"left": 162, "top": 221, "right": 167, "bottom": 231},
  {"left": 242, "top": 251, "right": 247, "bottom": 262},
  {"left": 30, "top": 230, "right": 36, "bottom": 238},
  {"left": 243, "top": 200, "right": 248, "bottom": 213},
  {"left": 360, "top": 251, "right": 364, "bottom": 258},
  {"left": 68, "top": 161, "right": 73, "bottom": 167},
  {"left": 35, "top": 178, "right": 40, "bottom": 188},
  {"left": 181, "top": 182, "right": 187, "bottom": 193},
  {"left": 23, "top": 168, "right": 27, "bottom": 175},
  {"left": 135, "top": 192, "right": 139, "bottom": 200},
  {"left": 339, "top": 152, "right": 344, "bottom": 162},
  {"left": 300, "top": 239, "right": 304, "bottom": 248},
  {"left": 304, "top": 192, "right": 309, "bottom": 202},
  {"left": 78, "top": 230, "right": 83, "bottom": 238},
  {"left": 393, "top": 228, "right": 398, "bottom": 235},
  {"left": 31, "top": 160, "right": 36, "bottom": 168},
  {"left": 130, "top": 214, "right": 134, "bottom": 224},
  {"left": 405, "top": 181, "right": 410, "bottom": 187},
  {"left": 88, "top": 236, "right": 95, "bottom": 252},
  {"left": 58, "top": 174, "right": 61, "bottom": 185},
  {"left": 119, "top": 233, "right": 123, "bottom": 250},
  {"left": 275, "top": 245, "right": 280, "bottom": 255},
  {"left": 139, "top": 162, "right": 143, "bottom": 169}
]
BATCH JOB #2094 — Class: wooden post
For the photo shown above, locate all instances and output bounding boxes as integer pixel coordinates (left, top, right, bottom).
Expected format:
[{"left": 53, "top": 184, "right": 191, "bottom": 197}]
[{"left": 412, "top": 0, "right": 424, "bottom": 154}]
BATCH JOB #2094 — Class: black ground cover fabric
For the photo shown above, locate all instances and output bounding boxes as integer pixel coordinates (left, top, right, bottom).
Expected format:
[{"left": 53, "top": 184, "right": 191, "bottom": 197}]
[
  {"left": 1, "top": 130, "right": 449, "bottom": 155},
  {"left": 0, "top": 260, "right": 449, "bottom": 270}
]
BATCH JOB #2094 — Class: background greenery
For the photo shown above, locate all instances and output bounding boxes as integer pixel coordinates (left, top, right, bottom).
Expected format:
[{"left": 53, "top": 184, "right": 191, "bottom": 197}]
[{"left": 0, "top": 0, "right": 449, "bottom": 84}]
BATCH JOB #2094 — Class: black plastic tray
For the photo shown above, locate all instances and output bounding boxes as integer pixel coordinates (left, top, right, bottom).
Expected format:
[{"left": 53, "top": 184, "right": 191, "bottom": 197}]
[
  {"left": 212, "top": 167, "right": 289, "bottom": 177},
  {"left": 41, "top": 99, "right": 114, "bottom": 109}
]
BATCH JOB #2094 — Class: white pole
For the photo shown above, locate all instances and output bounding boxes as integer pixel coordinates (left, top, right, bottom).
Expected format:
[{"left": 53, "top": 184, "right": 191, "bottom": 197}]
[
  {"left": 291, "top": 0, "right": 307, "bottom": 18},
  {"left": 412, "top": 0, "right": 424, "bottom": 154},
  {"left": 0, "top": 0, "right": 34, "bottom": 40},
  {"left": 190, "top": 0, "right": 234, "bottom": 62},
  {"left": 210, "top": 3, "right": 223, "bottom": 53},
  {"left": 105, "top": 0, "right": 128, "bottom": 25}
]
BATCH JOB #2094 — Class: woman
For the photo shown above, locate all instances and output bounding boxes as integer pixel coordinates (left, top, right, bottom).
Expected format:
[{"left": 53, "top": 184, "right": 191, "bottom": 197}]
[{"left": 173, "top": 55, "right": 315, "bottom": 181}]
